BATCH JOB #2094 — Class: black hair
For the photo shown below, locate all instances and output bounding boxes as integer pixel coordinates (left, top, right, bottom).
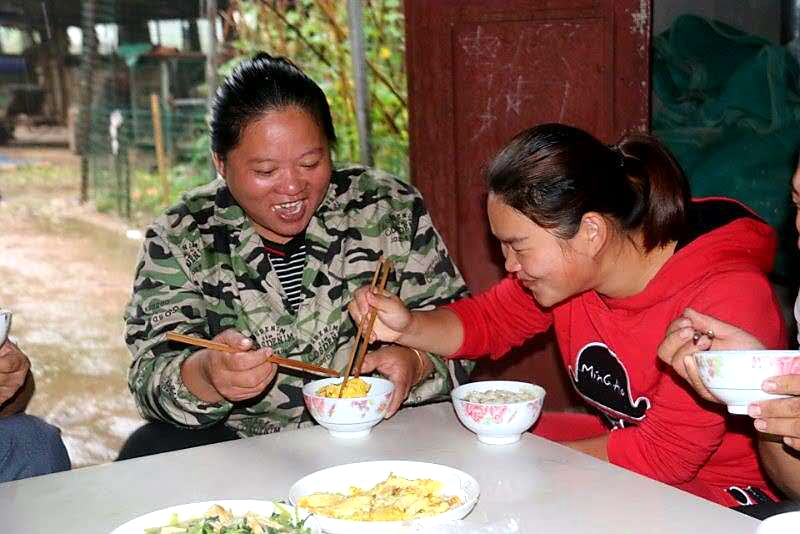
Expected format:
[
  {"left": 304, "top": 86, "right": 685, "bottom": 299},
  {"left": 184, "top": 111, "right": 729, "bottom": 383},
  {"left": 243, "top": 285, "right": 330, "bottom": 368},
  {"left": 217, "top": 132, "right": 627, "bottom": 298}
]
[
  {"left": 487, "top": 123, "right": 690, "bottom": 251},
  {"left": 210, "top": 52, "right": 336, "bottom": 159}
]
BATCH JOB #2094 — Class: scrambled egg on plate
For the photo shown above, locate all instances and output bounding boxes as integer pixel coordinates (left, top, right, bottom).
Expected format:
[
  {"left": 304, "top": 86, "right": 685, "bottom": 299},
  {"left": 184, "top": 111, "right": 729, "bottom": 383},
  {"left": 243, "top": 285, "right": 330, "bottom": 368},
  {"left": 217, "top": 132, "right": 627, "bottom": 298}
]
[
  {"left": 316, "top": 377, "right": 371, "bottom": 398},
  {"left": 298, "top": 473, "right": 461, "bottom": 521}
]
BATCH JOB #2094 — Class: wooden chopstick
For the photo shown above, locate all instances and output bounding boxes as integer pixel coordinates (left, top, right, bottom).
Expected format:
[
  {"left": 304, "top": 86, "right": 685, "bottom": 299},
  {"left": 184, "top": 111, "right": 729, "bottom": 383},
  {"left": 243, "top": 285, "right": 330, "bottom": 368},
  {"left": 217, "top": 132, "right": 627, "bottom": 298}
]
[
  {"left": 339, "top": 257, "right": 387, "bottom": 397},
  {"left": 353, "top": 259, "right": 392, "bottom": 379},
  {"left": 165, "top": 331, "right": 340, "bottom": 377}
]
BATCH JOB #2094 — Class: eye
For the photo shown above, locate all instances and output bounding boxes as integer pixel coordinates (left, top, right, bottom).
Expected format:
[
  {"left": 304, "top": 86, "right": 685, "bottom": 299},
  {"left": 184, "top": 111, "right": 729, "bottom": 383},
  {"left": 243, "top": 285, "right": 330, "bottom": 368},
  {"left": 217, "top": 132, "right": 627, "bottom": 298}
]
[
  {"left": 255, "top": 169, "right": 277, "bottom": 177},
  {"left": 300, "top": 159, "right": 320, "bottom": 169}
]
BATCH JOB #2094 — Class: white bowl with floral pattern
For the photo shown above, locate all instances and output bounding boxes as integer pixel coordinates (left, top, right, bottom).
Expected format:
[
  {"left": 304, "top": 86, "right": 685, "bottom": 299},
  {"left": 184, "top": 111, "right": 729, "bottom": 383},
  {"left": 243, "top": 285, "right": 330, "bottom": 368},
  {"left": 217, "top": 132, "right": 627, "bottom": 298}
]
[
  {"left": 451, "top": 380, "right": 545, "bottom": 445},
  {"left": 303, "top": 376, "right": 394, "bottom": 439},
  {"left": 694, "top": 350, "right": 800, "bottom": 414}
]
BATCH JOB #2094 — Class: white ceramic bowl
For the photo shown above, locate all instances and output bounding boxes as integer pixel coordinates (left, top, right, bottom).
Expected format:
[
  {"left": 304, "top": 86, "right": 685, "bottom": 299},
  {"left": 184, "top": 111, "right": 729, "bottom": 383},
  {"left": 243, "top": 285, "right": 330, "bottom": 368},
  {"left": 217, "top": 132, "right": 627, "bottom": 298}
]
[
  {"left": 451, "top": 380, "right": 545, "bottom": 445},
  {"left": 289, "top": 460, "right": 479, "bottom": 534},
  {"left": 303, "top": 376, "right": 394, "bottom": 439},
  {"left": 757, "top": 511, "right": 800, "bottom": 533},
  {"left": 109, "top": 500, "right": 321, "bottom": 534},
  {"left": 0, "top": 310, "right": 11, "bottom": 346},
  {"left": 694, "top": 350, "right": 800, "bottom": 414}
]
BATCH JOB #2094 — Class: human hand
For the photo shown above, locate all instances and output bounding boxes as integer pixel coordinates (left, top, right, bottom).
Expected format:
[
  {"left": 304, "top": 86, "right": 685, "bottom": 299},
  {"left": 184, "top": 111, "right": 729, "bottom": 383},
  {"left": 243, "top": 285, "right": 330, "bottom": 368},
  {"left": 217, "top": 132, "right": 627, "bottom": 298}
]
[
  {"left": 656, "top": 308, "right": 764, "bottom": 403},
  {"left": 358, "top": 345, "right": 429, "bottom": 418},
  {"left": 0, "top": 340, "right": 30, "bottom": 405},
  {"left": 193, "top": 329, "right": 277, "bottom": 403},
  {"left": 348, "top": 286, "right": 413, "bottom": 344},
  {"left": 750, "top": 375, "right": 800, "bottom": 451}
]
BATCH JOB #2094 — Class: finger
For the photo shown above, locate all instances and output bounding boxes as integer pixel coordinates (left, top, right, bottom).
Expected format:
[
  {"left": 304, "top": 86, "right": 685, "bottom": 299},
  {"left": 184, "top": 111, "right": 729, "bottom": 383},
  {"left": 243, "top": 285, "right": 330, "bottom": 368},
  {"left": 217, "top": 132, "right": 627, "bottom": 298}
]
[
  {"left": 656, "top": 326, "right": 693, "bottom": 365},
  {"left": 214, "top": 329, "right": 253, "bottom": 351},
  {"left": 753, "top": 417, "right": 800, "bottom": 440},
  {"left": 0, "top": 352, "right": 28, "bottom": 374},
  {"left": 753, "top": 395, "right": 800, "bottom": 419},
  {"left": 357, "top": 353, "right": 380, "bottom": 375},
  {"left": 666, "top": 317, "right": 692, "bottom": 337},
  {"left": 222, "top": 349, "right": 272, "bottom": 372},
  {"left": 683, "top": 354, "right": 719, "bottom": 403},
  {"left": 385, "top": 379, "right": 410, "bottom": 418},
  {"left": 784, "top": 436, "right": 800, "bottom": 452},
  {"left": 365, "top": 290, "right": 402, "bottom": 312},
  {"left": 229, "top": 361, "right": 278, "bottom": 390},
  {"left": 762, "top": 374, "right": 800, "bottom": 396},
  {"left": 347, "top": 299, "right": 365, "bottom": 325}
]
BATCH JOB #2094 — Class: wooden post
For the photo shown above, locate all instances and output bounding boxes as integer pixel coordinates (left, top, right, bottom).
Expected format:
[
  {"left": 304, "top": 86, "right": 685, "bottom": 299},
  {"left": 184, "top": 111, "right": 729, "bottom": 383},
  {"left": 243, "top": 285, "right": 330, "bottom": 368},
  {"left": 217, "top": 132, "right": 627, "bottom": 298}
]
[
  {"left": 347, "top": 0, "right": 373, "bottom": 166},
  {"left": 205, "top": 0, "right": 219, "bottom": 178},
  {"left": 150, "top": 93, "right": 170, "bottom": 204},
  {"left": 78, "top": 0, "right": 98, "bottom": 203}
]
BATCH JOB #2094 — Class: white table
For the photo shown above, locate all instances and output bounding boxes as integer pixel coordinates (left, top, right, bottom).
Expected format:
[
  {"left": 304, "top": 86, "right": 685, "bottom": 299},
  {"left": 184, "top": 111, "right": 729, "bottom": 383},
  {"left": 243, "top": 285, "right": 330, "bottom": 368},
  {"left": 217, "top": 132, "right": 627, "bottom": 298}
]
[{"left": 1, "top": 403, "right": 759, "bottom": 533}]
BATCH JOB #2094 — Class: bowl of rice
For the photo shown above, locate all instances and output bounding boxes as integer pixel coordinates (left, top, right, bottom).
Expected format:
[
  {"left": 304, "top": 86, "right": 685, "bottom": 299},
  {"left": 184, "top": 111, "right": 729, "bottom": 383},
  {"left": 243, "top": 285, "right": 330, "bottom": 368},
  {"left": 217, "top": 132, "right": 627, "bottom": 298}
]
[{"left": 451, "top": 380, "right": 545, "bottom": 445}]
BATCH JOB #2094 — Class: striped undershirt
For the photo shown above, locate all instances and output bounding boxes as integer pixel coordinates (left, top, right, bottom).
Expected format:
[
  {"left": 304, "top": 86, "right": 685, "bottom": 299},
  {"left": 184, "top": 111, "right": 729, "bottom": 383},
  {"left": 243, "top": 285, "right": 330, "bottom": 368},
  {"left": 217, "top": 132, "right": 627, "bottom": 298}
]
[{"left": 262, "top": 233, "right": 307, "bottom": 313}]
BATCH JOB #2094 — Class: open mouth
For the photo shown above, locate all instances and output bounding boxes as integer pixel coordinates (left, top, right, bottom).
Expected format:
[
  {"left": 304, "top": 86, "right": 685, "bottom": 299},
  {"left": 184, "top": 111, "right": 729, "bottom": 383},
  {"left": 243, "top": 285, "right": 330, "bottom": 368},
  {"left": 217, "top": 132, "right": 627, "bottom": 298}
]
[{"left": 272, "top": 199, "right": 306, "bottom": 220}]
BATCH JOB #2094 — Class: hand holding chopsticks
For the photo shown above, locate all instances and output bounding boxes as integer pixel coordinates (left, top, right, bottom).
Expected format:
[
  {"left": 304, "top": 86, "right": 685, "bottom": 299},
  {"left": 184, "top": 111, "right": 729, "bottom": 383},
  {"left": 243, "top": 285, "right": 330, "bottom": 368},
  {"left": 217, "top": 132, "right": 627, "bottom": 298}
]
[
  {"left": 166, "top": 331, "right": 339, "bottom": 377},
  {"left": 339, "top": 257, "right": 393, "bottom": 397}
]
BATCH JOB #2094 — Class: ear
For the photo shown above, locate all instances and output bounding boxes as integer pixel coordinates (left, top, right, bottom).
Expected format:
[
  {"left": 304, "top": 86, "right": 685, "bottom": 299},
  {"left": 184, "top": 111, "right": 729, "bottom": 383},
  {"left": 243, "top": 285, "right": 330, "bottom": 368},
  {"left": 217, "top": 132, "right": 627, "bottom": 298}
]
[
  {"left": 211, "top": 152, "right": 225, "bottom": 179},
  {"left": 577, "top": 212, "right": 608, "bottom": 258}
]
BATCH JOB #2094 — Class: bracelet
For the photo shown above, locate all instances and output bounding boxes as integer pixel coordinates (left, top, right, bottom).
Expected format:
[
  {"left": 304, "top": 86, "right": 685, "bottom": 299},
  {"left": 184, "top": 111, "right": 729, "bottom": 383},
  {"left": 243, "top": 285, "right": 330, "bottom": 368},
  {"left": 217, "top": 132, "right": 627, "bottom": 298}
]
[{"left": 410, "top": 348, "right": 429, "bottom": 385}]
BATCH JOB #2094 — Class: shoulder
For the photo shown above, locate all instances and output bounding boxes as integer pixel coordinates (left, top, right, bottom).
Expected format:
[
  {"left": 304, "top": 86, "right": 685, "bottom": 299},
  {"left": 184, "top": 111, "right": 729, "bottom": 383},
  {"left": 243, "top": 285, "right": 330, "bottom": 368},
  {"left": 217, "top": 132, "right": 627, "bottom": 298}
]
[
  {"left": 147, "top": 179, "right": 233, "bottom": 243},
  {"left": 328, "top": 165, "right": 423, "bottom": 210}
]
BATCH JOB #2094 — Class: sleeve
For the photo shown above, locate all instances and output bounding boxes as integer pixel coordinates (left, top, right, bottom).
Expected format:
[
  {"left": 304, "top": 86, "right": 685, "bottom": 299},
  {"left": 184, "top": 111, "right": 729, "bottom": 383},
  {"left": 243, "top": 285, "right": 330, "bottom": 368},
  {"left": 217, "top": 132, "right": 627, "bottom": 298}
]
[
  {"left": 394, "top": 195, "right": 473, "bottom": 403},
  {"left": 606, "top": 270, "right": 786, "bottom": 484},
  {"left": 447, "top": 276, "right": 553, "bottom": 359},
  {"left": 125, "top": 227, "right": 233, "bottom": 428}
]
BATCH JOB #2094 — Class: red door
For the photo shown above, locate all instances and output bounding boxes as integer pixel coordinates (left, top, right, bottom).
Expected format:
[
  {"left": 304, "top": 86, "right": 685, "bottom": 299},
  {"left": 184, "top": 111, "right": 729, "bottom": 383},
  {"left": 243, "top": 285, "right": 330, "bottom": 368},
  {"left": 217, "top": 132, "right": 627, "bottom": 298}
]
[{"left": 405, "top": 0, "right": 651, "bottom": 409}]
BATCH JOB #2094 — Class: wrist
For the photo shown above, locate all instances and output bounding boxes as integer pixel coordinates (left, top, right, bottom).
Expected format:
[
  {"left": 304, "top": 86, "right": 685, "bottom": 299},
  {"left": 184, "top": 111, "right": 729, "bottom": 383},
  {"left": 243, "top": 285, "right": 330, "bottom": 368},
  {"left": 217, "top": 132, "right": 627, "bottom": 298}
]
[
  {"left": 181, "top": 350, "right": 224, "bottom": 403},
  {"left": 409, "top": 348, "right": 433, "bottom": 385}
]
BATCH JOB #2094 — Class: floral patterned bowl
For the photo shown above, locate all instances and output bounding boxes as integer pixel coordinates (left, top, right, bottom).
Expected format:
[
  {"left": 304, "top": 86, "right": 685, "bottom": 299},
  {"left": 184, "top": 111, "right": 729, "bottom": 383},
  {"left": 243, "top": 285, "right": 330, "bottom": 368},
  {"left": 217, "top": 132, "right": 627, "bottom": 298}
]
[
  {"left": 451, "top": 380, "right": 545, "bottom": 445},
  {"left": 694, "top": 350, "right": 800, "bottom": 414},
  {"left": 303, "top": 376, "right": 394, "bottom": 439}
]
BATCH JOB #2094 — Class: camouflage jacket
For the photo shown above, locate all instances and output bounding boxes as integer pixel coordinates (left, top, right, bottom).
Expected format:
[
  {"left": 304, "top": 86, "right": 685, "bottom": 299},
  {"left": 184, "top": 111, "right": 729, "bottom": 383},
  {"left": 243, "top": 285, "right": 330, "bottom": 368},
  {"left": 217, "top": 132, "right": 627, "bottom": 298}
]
[{"left": 125, "top": 166, "right": 471, "bottom": 436}]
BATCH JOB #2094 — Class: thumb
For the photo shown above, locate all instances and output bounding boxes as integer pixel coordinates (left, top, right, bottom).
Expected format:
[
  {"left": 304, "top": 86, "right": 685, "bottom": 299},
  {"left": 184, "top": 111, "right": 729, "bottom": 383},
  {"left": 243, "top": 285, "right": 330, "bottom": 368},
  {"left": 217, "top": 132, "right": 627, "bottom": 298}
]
[
  {"left": 357, "top": 353, "right": 380, "bottom": 375},
  {"left": 683, "top": 308, "right": 731, "bottom": 336},
  {"left": 215, "top": 329, "right": 253, "bottom": 351}
]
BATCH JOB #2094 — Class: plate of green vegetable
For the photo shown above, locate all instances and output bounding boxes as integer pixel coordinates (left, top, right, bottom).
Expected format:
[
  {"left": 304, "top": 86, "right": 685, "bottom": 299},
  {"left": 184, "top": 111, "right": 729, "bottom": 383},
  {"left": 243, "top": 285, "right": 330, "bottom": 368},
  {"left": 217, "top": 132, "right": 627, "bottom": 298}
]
[{"left": 109, "top": 500, "right": 320, "bottom": 534}]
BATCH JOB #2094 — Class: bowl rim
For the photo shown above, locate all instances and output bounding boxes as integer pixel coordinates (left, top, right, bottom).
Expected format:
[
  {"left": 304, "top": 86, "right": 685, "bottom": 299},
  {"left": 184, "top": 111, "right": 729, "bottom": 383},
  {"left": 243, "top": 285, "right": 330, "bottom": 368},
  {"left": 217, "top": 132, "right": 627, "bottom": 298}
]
[
  {"left": 693, "top": 349, "right": 800, "bottom": 359},
  {"left": 451, "top": 380, "right": 546, "bottom": 406},
  {"left": 302, "top": 375, "right": 395, "bottom": 401}
]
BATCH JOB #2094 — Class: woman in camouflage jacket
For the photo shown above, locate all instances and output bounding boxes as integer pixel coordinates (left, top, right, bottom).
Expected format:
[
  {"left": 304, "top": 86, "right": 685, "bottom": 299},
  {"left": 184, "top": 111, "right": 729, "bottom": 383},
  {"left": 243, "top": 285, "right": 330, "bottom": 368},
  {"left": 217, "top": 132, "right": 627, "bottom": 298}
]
[{"left": 119, "top": 53, "right": 470, "bottom": 458}]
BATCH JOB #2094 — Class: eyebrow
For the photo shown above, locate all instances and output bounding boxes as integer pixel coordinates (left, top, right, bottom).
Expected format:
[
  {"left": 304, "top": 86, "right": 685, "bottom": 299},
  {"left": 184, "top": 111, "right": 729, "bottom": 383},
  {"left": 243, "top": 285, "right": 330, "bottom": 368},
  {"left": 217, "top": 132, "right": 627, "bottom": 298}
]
[{"left": 247, "top": 148, "right": 324, "bottom": 164}]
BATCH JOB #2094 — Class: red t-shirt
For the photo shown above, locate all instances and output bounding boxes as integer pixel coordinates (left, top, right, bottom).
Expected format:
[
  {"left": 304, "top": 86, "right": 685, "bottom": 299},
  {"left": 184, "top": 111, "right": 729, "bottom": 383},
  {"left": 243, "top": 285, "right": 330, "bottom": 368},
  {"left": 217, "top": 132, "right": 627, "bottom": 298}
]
[{"left": 448, "top": 198, "right": 786, "bottom": 506}]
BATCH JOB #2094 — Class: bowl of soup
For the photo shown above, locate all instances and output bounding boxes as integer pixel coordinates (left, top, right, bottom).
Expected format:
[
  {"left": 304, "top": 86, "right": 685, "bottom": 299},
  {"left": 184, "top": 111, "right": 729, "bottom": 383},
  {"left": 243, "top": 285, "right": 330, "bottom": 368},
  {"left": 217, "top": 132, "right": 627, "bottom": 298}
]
[
  {"left": 451, "top": 380, "right": 545, "bottom": 445},
  {"left": 693, "top": 350, "right": 800, "bottom": 414},
  {"left": 303, "top": 376, "right": 394, "bottom": 439}
]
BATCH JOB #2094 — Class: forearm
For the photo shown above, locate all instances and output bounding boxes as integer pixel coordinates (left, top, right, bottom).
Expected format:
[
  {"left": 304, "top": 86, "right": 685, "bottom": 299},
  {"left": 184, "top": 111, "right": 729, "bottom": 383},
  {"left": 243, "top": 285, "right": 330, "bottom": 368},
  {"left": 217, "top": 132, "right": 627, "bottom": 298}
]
[
  {"left": 0, "top": 370, "right": 34, "bottom": 417},
  {"left": 399, "top": 308, "right": 465, "bottom": 356},
  {"left": 759, "top": 438, "right": 800, "bottom": 499}
]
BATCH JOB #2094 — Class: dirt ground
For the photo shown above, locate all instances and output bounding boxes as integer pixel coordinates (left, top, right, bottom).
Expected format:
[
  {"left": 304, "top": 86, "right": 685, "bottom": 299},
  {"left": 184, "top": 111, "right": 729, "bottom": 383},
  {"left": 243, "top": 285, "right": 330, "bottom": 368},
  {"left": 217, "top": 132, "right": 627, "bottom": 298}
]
[{"left": 0, "top": 143, "right": 146, "bottom": 467}]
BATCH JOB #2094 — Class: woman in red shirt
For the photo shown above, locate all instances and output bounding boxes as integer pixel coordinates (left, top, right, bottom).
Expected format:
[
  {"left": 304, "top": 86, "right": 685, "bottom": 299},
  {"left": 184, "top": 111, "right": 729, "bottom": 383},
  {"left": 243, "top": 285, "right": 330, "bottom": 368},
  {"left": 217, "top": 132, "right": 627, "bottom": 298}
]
[{"left": 350, "top": 123, "right": 785, "bottom": 506}]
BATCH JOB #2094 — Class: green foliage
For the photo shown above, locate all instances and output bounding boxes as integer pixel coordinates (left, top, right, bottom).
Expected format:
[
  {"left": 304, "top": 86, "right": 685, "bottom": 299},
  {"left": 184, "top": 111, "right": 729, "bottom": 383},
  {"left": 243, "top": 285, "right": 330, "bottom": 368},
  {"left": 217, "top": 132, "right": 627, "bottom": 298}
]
[{"left": 229, "top": 0, "right": 409, "bottom": 180}]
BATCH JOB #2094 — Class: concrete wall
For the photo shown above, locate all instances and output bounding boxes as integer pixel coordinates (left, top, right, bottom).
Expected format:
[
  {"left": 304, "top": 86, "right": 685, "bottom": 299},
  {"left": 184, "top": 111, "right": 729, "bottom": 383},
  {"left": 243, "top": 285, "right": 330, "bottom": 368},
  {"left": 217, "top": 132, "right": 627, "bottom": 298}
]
[{"left": 653, "top": 0, "right": 782, "bottom": 42}]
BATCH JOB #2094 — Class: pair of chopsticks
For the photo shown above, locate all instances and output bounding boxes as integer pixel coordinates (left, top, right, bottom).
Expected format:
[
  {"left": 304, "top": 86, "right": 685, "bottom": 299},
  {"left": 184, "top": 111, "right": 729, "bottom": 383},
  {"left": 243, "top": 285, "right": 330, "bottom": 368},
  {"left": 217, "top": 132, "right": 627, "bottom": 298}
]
[
  {"left": 165, "top": 331, "right": 340, "bottom": 377},
  {"left": 338, "top": 256, "right": 393, "bottom": 397}
]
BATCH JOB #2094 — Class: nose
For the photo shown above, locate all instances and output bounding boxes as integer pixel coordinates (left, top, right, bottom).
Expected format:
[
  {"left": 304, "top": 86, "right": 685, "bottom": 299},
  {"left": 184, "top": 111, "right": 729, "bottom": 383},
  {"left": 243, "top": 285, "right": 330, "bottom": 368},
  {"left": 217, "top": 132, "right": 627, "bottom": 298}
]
[
  {"left": 503, "top": 246, "right": 521, "bottom": 273},
  {"left": 275, "top": 167, "right": 305, "bottom": 195}
]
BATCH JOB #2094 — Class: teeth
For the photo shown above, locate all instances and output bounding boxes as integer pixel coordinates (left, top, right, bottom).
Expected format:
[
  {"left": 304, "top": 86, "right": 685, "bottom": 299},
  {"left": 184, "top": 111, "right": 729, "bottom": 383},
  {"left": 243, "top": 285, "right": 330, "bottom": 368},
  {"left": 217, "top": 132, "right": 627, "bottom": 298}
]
[{"left": 273, "top": 200, "right": 303, "bottom": 211}]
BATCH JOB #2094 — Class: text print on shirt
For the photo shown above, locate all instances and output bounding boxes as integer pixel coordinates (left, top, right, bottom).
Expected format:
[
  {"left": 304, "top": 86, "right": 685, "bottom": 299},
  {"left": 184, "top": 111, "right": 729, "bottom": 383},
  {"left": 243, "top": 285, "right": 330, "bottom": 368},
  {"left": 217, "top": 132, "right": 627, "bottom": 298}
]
[{"left": 569, "top": 342, "right": 651, "bottom": 422}]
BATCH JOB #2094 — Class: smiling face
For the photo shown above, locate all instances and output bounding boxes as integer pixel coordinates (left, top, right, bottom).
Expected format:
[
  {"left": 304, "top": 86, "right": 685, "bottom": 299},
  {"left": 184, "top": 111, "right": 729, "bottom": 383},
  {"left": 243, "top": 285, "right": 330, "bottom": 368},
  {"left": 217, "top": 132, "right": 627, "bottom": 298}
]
[
  {"left": 215, "top": 107, "right": 333, "bottom": 243},
  {"left": 487, "top": 193, "right": 596, "bottom": 307}
]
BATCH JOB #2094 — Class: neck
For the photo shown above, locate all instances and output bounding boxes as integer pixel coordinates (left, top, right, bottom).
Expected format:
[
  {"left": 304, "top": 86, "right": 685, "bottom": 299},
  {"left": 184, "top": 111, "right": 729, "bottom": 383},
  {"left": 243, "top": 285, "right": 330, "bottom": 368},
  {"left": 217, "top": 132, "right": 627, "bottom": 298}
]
[{"left": 595, "top": 235, "right": 676, "bottom": 299}]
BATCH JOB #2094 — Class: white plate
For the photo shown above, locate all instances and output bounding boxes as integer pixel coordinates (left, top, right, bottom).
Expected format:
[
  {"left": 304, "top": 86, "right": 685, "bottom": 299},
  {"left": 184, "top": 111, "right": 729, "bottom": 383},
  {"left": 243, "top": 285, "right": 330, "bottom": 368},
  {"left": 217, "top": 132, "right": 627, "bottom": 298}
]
[
  {"left": 109, "top": 499, "right": 321, "bottom": 534},
  {"left": 288, "top": 460, "right": 479, "bottom": 534}
]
